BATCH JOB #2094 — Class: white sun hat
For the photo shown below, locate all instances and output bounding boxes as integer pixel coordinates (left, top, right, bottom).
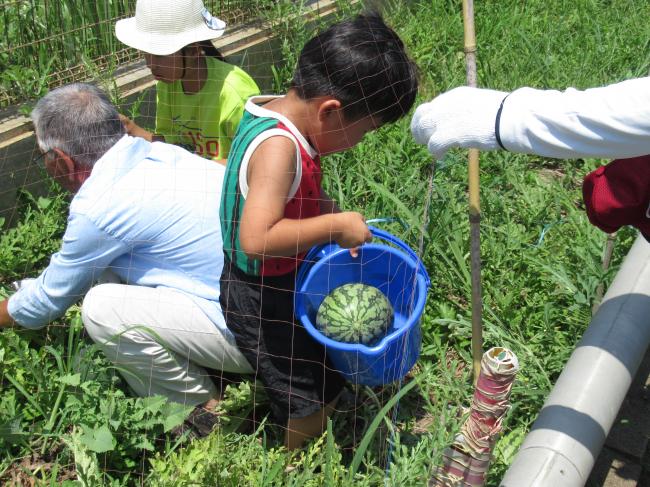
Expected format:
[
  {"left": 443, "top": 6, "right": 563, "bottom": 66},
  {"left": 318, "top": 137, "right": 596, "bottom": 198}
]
[{"left": 115, "top": 0, "right": 226, "bottom": 56}]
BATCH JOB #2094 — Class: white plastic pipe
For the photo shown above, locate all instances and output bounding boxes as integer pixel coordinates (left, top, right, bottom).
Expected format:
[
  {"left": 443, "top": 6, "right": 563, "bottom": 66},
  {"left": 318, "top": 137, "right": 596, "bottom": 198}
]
[{"left": 501, "top": 235, "right": 650, "bottom": 486}]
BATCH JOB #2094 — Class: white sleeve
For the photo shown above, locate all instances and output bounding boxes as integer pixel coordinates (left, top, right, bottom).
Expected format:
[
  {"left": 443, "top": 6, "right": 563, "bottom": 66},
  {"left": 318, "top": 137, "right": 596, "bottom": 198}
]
[{"left": 499, "top": 77, "right": 650, "bottom": 159}]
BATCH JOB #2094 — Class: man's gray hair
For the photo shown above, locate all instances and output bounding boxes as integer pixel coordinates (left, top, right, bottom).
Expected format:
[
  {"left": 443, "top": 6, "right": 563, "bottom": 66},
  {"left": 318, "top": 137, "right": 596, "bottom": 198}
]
[{"left": 31, "top": 83, "right": 126, "bottom": 167}]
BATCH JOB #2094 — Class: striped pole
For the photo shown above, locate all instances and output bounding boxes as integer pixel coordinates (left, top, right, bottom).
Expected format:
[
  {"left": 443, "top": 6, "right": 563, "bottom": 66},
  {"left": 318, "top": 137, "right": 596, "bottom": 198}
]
[{"left": 430, "top": 348, "right": 520, "bottom": 486}]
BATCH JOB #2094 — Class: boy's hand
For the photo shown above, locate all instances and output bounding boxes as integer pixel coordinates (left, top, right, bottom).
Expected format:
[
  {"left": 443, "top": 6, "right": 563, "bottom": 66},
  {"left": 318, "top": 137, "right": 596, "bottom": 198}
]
[
  {"left": 411, "top": 86, "right": 508, "bottom": 160},
  {"left": 334, "top": 212, "right": 372, "bottom": 256},
  {"left": 119, "top": 114, "right": 154, "bottom": 142}
]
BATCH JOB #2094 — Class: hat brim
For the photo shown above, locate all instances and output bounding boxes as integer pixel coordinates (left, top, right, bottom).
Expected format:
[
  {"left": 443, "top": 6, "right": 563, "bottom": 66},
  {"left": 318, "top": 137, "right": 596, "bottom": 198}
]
[{"left": 115, "top": 17, "right": 225, "bottom": 56}]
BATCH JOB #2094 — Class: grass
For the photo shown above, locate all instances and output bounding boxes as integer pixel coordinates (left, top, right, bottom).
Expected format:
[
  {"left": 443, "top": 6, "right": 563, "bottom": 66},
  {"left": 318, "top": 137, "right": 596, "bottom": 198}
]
[
  {"left": 0, "top": 0, "right": 279, "bottom": 109},
  {"left": 1, "top": 0, "right": 649, "bottom": 485}
]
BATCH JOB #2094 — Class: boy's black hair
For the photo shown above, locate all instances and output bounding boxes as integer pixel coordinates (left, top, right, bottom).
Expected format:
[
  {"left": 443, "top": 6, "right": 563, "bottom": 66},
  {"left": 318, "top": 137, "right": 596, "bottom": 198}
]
[{"left": 290, "top": 13, "right": 418, "bottom": 125}]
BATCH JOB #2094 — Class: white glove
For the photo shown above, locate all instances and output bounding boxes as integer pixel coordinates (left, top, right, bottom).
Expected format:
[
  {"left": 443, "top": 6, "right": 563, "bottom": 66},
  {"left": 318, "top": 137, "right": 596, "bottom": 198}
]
[{"left": 411, "top": 86, "right": 509, "bottom": 160}]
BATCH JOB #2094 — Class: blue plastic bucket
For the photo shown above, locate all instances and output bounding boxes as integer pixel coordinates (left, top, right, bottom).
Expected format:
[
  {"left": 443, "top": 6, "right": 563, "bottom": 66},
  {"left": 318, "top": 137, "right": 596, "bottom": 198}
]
[{"left": 295, "top": 226, "right": 430, "bottom": 386}]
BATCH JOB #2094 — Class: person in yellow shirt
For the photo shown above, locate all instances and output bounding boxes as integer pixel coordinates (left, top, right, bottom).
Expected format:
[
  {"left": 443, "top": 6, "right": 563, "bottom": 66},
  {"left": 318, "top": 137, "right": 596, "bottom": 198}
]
[{"left": 116, "top": 0, "right": 260, "bottom": 162}]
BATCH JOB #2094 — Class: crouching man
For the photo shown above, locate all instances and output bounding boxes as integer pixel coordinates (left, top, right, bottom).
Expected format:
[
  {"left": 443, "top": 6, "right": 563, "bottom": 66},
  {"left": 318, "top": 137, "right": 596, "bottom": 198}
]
[{"left": 0, "top": 83, "right": 252, "bottom": 435}]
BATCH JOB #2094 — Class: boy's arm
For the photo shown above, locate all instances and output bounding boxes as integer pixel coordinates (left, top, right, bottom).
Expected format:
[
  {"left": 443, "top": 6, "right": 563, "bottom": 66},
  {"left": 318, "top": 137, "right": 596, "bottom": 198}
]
[
  {"left": 240, "top": 137, "right": 370, "bottom": 259},
  {"left": 119, "top": 114, "right": 156, "bottom": 142}
]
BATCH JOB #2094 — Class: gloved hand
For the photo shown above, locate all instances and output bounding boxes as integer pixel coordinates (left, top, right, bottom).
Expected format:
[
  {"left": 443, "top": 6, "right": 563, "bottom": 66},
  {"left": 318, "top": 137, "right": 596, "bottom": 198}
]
[{"left": 411, "top": 86, "right": 509, "bottom": 160}]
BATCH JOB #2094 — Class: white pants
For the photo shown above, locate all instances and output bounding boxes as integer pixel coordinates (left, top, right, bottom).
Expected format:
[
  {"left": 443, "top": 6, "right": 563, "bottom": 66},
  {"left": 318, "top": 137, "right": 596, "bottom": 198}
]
[{"left": 82, "top": 283, "right": 253, "bottom": 406}]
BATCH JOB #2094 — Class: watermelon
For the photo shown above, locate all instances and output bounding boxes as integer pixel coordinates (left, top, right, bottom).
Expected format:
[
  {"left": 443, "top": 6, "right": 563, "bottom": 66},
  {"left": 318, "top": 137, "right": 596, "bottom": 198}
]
[{"left": 315, "top": 283, "right": 393, "bottom": 345}]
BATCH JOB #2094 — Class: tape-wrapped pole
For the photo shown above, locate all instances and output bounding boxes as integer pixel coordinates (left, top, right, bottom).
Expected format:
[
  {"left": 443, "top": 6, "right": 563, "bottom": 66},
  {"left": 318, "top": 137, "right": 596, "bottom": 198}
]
[{"left": 430, "top": 347, "right": 520, "bottom": 486}]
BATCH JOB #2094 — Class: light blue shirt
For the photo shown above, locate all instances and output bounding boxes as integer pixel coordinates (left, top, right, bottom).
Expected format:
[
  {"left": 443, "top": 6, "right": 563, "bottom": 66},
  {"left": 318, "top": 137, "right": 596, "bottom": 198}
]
[{"left": 9, "top": 135, "right": 230, "bottom": 334}]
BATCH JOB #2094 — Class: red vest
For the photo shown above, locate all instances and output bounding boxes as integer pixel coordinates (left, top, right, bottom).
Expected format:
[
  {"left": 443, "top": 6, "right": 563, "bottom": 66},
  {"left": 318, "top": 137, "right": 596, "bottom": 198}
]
[{"left": 261, "top": 121, "right": 322, "bottom": 276}]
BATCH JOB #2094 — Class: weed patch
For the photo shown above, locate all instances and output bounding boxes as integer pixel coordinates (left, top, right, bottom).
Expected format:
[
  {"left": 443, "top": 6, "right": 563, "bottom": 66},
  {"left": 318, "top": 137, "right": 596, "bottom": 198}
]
[{"left": 1, "top": 0, "right": 648, "bottom": 484}]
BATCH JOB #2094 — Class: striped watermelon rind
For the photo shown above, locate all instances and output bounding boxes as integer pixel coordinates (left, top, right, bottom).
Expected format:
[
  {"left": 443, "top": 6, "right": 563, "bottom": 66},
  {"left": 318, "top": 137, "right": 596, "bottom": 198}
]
[{"left": 315, "top": 283, "right": 393, "bottom": 346}]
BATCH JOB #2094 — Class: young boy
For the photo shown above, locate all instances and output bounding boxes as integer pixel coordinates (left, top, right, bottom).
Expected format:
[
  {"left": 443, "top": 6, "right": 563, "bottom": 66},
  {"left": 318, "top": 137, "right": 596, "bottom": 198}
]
[{"left": 219, "top": 13, "right": 418, "bottom": 449}]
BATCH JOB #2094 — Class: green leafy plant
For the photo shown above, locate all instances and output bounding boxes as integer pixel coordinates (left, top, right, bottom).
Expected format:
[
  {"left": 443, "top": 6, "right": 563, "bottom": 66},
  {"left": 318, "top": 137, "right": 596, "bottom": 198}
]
[
  {"left": 0, "top": 189, "right": 68, "bottom": 284},
  {"left": 1, "top": 0, "right": 648, "bottom": 484},
  {"left": 0, "top": 0, "right": 285, "bottom": 108}
]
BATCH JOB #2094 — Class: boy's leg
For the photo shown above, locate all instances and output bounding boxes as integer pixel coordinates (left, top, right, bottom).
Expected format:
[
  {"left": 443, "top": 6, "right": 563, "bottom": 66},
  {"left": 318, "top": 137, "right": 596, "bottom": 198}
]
[
  {"left": 82, "top": 283, "right": 253, "bottom": 406},
  {"left": 221, "top": 264, "right": 346, "bottom": 444},
  {"left": 285, "top": 397, "right": 339, "bottom": 450}
]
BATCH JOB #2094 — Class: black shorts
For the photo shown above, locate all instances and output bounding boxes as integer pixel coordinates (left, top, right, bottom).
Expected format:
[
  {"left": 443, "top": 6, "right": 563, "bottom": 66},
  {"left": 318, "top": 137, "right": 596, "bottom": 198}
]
[{"left": 220, "top": 258, "right": 345, "bottom": 423}]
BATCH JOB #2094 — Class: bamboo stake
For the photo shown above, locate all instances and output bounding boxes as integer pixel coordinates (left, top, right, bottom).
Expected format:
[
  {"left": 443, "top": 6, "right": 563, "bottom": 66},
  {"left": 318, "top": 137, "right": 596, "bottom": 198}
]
[
  {"left": 592, "top": 232, "right": 617, "bottom": 315},
  {"left": 462, "top": 0, "right": 483, "bottom": 383}
]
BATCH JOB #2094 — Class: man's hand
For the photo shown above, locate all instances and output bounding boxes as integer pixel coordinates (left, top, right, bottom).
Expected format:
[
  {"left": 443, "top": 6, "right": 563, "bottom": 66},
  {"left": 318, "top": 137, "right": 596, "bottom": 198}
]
[
  {"left": 411, "top": 86, "right": 509, "bottom": 160},
  {"left": 119, "top": 114, "right": 154, "bottom": 142},
  {"left": 334, "top": 212, "right": 372, "bottom": 257},
  {"left": 0, "top": 300, "right": 15, "bottom": 328}
]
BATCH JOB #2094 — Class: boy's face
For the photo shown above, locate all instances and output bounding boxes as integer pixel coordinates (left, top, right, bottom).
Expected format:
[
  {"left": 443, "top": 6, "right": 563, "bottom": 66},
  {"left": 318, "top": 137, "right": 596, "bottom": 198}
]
[
  {"left": 144, "top": 50, "right": 185, "bottom": 83},
  {"left": 313, "top": 110, "right": 379, "bottom": 155}
]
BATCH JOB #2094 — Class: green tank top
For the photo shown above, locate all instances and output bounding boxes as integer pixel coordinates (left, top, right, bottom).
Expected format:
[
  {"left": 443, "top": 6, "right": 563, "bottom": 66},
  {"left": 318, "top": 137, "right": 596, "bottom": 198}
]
[{"left": 220, "top": 97, "right": 323, "bottom": 276}]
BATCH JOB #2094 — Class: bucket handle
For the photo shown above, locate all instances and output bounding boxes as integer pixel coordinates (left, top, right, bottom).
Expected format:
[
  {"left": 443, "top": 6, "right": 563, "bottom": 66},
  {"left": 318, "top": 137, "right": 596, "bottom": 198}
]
[
  {"left": 297, "top": 226, "right": 431, "bottom": 288},
  {"left": 368, "top": 226, "right": 431, "bottom": 287}
]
